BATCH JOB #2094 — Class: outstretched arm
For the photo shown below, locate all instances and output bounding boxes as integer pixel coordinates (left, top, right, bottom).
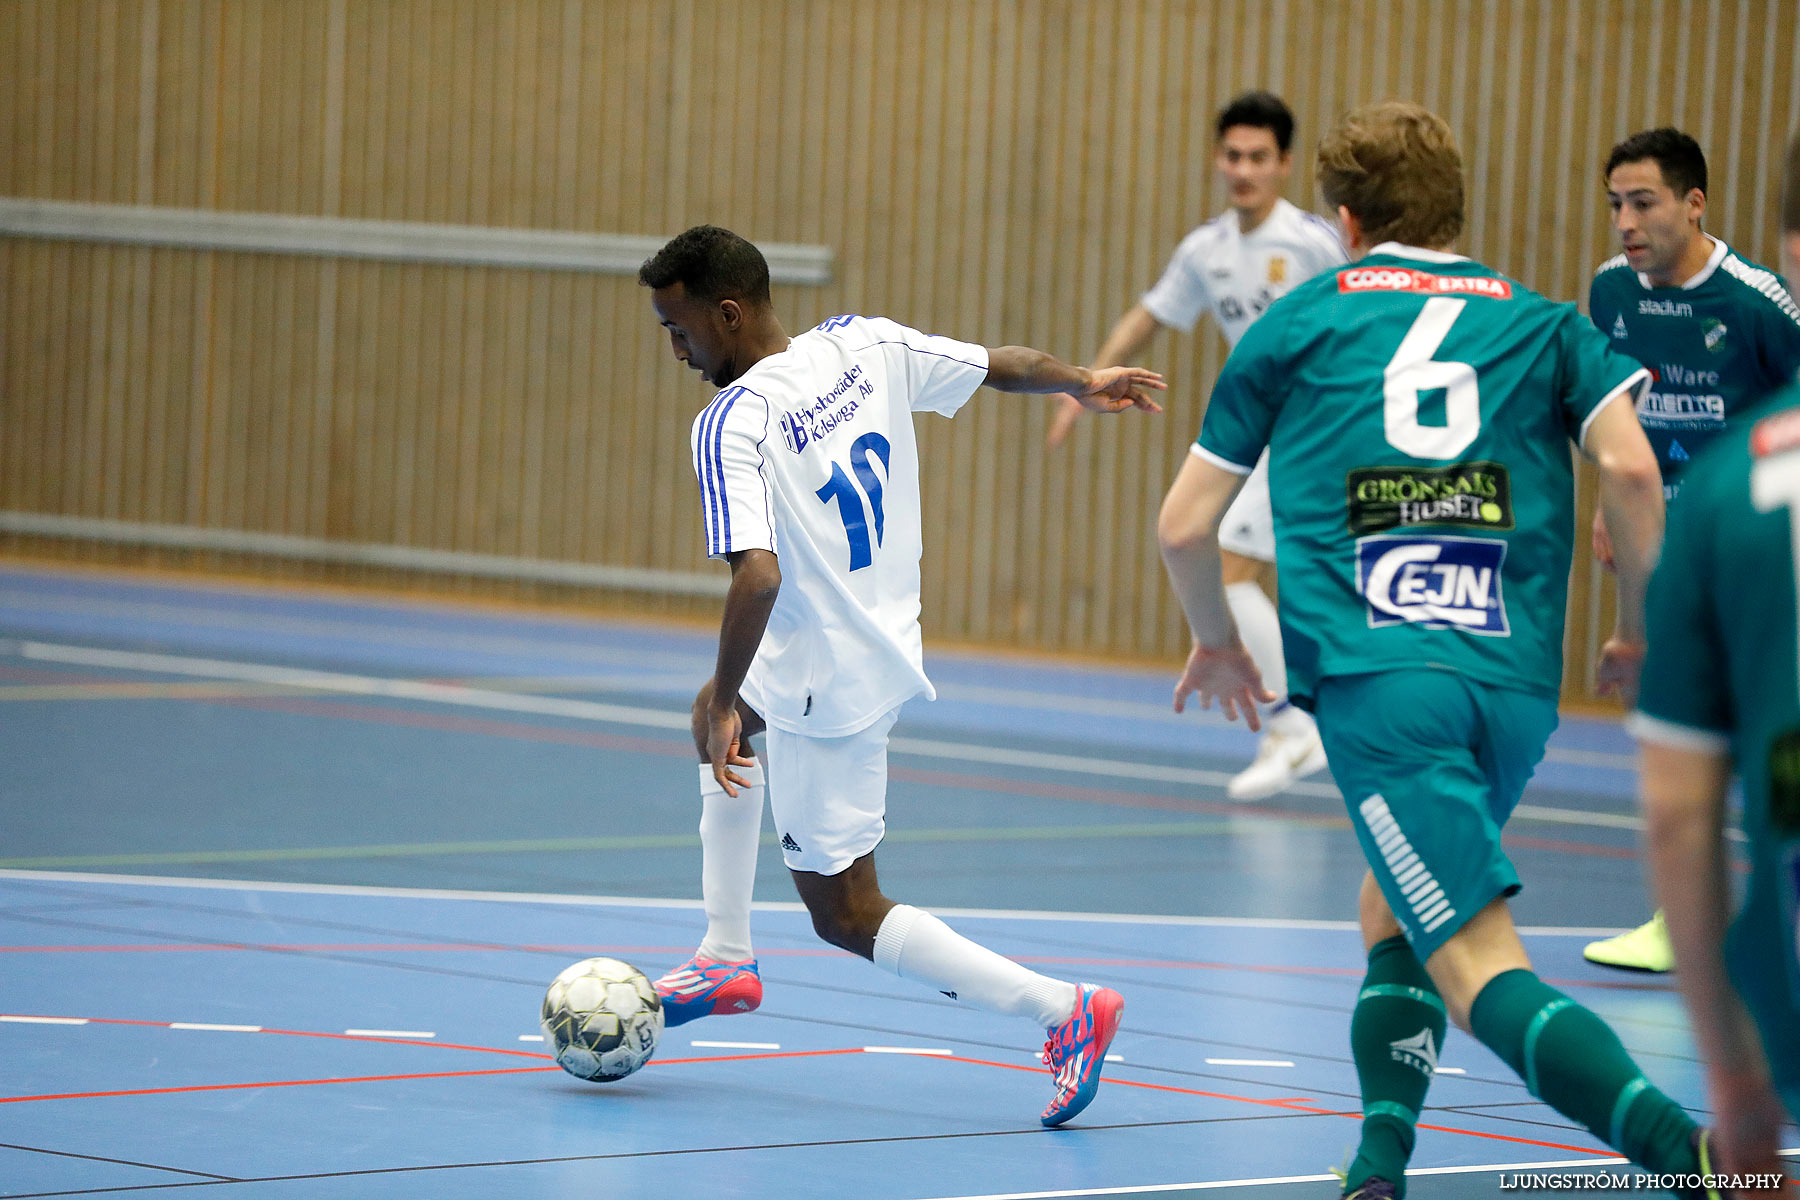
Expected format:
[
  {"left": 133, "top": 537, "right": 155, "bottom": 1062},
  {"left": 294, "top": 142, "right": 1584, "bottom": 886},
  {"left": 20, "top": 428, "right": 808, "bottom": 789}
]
[
  {"left": 1046, "top": 306, "right": 1166, "bottom": 446},
  {"left": 699, "top": 548, "right": 781, "bottom": 795},
  {"left": 984, "top": 345, "right": 1165, "bottom": 413}
]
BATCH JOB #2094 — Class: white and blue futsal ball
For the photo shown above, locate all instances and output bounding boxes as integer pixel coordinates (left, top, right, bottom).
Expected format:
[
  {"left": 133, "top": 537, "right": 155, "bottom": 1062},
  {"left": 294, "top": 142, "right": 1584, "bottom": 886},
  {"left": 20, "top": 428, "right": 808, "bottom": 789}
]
[{"left": 541, "top": 957, "right": 664, "bottom": 1081}]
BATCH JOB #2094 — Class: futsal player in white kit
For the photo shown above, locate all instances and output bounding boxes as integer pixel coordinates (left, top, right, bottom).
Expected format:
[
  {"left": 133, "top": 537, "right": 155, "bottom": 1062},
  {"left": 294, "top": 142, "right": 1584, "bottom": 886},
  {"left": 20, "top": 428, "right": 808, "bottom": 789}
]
[
  {"left": 1047, "top": 91, "right": 1346, "bottom": 801},
  {"left": 638, "top": 225, "right": 1164, "bottom": 1126}
]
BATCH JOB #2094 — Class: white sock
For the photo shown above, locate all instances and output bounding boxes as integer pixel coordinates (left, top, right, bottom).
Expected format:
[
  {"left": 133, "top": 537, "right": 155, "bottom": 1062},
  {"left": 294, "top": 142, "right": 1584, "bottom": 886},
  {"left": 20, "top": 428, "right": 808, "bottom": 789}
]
[
  {"left": 694, "top": 762, "right": 764, "bottom": 963},
  {"left": 1225, "top": 581, "right": 1314, "bottom": 737},
  {"left": 873, "top": 904, "right": 1078, "bottom": 1028}
]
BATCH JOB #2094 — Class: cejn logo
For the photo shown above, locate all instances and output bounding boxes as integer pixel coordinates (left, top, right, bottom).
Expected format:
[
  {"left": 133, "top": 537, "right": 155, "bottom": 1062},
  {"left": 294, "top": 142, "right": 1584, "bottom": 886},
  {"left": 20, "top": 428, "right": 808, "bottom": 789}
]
[{"left": 1355, "top": 535, "right": 1509, "bottom": 635}]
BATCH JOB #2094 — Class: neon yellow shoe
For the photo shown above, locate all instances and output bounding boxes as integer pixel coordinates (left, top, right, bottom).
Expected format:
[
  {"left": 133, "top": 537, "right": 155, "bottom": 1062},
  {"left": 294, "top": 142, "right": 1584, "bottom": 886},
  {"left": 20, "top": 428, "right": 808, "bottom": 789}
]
[{"left": 1582, "top": 911, "right": 1673, "bottom": 973}]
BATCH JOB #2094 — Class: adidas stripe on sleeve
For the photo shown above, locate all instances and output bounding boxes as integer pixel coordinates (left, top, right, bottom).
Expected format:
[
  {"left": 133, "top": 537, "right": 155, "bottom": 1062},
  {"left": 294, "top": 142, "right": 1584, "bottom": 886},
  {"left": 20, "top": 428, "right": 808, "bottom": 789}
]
[{"left": 691, "top": 384, "right": 777, "bottom": 559}]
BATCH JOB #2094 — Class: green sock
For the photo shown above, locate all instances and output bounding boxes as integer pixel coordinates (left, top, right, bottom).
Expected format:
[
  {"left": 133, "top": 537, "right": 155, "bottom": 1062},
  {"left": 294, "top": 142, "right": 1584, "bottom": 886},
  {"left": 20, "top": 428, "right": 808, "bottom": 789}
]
[
  {"left": 1468, "top": 969, "right": 1699, "bottom": 1170},
  {"left": 1346, "top": 936, "right": 1445, "bottom": 1197}
]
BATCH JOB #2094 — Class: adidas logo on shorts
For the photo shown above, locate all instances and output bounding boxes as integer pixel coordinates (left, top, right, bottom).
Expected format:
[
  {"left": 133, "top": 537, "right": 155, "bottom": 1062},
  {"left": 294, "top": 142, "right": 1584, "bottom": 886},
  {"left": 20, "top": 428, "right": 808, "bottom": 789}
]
[{"left": 780, "top": 832, "right": 802, "bottom": 853}]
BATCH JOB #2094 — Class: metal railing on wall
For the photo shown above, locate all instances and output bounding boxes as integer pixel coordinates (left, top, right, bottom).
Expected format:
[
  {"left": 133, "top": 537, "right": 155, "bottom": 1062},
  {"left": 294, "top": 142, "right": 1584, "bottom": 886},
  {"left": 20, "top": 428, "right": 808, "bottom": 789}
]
[{"left": 0, "top": 198, "right": 834, "bottom": 283}]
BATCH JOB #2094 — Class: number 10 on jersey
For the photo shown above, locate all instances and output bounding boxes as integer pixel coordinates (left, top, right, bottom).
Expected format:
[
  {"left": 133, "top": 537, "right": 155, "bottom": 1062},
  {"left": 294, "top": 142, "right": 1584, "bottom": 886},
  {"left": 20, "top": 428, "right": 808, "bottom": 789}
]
[{"left": 815, "top": 433, "right": 892, "bottom": 571}]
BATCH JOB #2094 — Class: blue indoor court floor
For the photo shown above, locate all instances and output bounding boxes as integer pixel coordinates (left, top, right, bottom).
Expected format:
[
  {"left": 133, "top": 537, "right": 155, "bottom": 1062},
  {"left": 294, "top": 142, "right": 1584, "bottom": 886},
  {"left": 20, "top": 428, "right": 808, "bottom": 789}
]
[{"left": 0, "top": 562, "right": 1793, "bottom": 1198}]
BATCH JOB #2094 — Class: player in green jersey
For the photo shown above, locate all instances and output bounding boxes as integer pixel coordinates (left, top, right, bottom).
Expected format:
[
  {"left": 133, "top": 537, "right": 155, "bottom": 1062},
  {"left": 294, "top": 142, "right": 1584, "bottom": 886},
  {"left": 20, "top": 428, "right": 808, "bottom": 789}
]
[
  {"left": 1632, "top": 134, "right": 1800, "bottom": 1188},
  {"left": 1159, "top": 102, "right": 1719, "bottom": 1197},
  {"left": 1585, "top": 128, "right": 1800, "bottom": 974}
]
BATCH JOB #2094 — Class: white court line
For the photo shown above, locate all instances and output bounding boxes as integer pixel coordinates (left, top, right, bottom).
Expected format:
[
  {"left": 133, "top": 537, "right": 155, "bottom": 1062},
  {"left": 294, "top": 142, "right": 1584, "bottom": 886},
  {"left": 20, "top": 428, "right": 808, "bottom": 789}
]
[
  {"left": 16, "top": 641, "right": 1662, "bottom": 835},
  {"left": 168, "top": 1022, "right": 260, "bottom": 1032},
  {"left": 1104, "top": 1053, "right": 1123, "bottom": 1062},
  {"left": 0, "top": 869, "right": 1637, "bottom": 937},
  {"left": 0, "top": 1014, "right": 88, "bottom": 1025},
  {"left": 863, "top": 1046, "right": 955, "bottom": 1056},
  {"left": 1435, "top": 1067, "right": 1467, "bottom": 1075},
  {"left": 518, "top": 1035, "right": 545, "bottom": 1042},
  {"left": 690, "top": 1040, "right": 781, "bottom": 1050},
  {"left": 1204, "top": 1058, "right": 1294, "bottom": 1068},
  {"left": 343, "top": 1029, "right": 434, "bottom": 1039},
  {"left": 18, "top": 641, "right": 688, "bottom": 730}
]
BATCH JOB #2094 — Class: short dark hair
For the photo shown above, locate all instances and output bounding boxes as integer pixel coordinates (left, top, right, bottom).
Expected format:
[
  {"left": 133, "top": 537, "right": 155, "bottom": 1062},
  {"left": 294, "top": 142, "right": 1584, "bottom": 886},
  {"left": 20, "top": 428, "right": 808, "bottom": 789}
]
[
  {"left": 1217, "top": 90, "right": 1295, "bottom": 153},
  {"left": 1606, "top": 128, "right": 1708, "bottom": 198},
  {"left": 1783, "top": 131, "right": 1800, "bottom": 233},
  {"left": 637, "top": 225, "right": 771, "bottom": 306}
]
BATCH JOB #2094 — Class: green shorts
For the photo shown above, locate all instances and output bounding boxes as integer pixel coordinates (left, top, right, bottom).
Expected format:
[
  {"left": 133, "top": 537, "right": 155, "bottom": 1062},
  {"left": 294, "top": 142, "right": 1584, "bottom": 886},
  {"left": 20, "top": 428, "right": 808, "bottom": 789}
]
[{"left": 1314, "top": 669, "right": 1560, "bottom": 962}]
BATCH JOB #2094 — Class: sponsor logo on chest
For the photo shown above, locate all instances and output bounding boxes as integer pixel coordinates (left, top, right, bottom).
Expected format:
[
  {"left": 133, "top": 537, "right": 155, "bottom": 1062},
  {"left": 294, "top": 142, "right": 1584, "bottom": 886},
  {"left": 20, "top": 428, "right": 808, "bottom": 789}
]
[
  {"left": 1346, "top": 463, "right": 1513, "bottom": 535},
  {"left": 1337, "top": 268, "right": 1513, "bottom": 298},
  {"left": 1639, "top": 298, "right": 1694, "bottom": 317},
  {"left": 1356, "top": 535, "right": 1510, "bottom": 636},
  {"left": 778, "top": 365, "right": 875, "bottom": 454}
]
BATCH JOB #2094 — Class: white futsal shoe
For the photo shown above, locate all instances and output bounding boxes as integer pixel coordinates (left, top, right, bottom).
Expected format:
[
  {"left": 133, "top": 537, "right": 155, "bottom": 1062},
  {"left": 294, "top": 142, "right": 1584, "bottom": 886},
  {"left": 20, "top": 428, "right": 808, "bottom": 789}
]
[{"left": 1226, "top": 725, "right": 1328, "bottom": 802}]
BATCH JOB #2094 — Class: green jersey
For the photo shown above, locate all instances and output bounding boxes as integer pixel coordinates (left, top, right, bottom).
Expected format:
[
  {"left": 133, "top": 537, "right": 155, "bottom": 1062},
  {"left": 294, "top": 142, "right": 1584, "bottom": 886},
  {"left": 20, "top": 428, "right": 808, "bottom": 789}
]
[
  {"left": 1631, "top": 386, "right": 1800, "bottom": 1097},
  {"left": 1198, "top": 244, "right": 1650, "bottom": 705},
  {"left": 1588, "top": 238, "right": 1800, "bottom": 498}
]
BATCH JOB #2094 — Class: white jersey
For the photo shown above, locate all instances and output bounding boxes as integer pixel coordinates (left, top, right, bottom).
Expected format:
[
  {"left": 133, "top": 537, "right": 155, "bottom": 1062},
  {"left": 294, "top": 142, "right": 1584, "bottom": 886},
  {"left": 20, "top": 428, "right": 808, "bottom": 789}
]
[
  {"left": 1141, "top": 198, "right": 1347, "bottom": 346},
  {"left": 691, "top": 314, "right": 989, "bottom": 737}
]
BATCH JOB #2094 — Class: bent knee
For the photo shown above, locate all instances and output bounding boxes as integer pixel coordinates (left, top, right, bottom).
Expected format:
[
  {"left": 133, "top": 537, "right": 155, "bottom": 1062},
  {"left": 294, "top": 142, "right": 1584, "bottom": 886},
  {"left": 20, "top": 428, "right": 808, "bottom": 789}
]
[{"left": 804, "top": 893, "right": 888, "bottom": 951}]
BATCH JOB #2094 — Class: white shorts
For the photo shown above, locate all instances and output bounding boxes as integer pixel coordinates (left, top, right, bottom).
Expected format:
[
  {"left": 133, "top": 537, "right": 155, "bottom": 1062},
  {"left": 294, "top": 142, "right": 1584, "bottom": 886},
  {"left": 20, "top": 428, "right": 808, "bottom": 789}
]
[
  {"left": 1218, "top": 450, "right": 1274, "bottom": 562},
  {"left": 763, "top": 707, "right": 900, "bottom": 876}
]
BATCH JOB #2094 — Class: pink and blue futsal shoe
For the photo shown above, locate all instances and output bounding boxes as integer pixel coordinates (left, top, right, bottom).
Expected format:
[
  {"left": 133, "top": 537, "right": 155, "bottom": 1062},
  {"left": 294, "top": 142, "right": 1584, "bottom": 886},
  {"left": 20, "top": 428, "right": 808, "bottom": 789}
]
[
  {"left": 1040, "top": 983, "right": 1125, "bottom": 1127},
  {"left": 652, "top": 955, "right": 763, "bottom": 1027}
]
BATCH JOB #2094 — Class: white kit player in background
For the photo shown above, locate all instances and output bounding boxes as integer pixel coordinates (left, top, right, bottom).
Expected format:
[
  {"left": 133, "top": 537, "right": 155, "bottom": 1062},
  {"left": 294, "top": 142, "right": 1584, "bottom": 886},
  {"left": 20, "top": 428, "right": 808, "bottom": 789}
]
[
  {"left": 637, "top": 225, "right": 1163, "bottom": 1126},
  {"left": 1048, "top": 91, "right": 1346, "bottom": 802}
]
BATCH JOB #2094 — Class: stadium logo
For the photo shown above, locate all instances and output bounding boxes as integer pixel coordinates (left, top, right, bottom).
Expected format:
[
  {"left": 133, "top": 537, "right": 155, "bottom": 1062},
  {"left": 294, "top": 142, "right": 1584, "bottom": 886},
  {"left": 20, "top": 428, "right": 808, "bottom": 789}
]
[
  {"left": 1389, "top": 1028, "right": 1439, "bottom": 1075},
  {"left": 1345, "top": 463, "right": 1513, "bottom": 535},
  {"left": 1356, "top": 535, "right": 1509, "bottom": 635},
  {"left": 1639, "top": 298, "right": 1694, "bottom": 317},
  {"left": 1338, "top": 268, "right": 1512, "bottom": 298}
]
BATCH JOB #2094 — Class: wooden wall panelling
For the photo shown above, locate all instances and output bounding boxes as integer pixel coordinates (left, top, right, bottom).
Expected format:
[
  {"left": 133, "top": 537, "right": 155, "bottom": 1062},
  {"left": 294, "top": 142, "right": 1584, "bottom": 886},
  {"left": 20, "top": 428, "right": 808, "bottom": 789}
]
[{"left": 6, "top": 0, "right": 1800, "bottom": 697}]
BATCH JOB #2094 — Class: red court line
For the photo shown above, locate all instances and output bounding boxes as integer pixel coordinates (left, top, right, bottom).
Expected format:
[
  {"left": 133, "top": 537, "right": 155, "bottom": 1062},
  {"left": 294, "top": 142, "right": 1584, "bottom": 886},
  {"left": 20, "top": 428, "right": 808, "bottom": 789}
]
[
  {"left": 943, "top": 1054, "right": 1617, "bottom": 1157},
  {"left": 0, "top": 945, "right": 1675, "bottom": 995},
  {"left": 218, "top": 696, "right": 1650, "bottom": 861},
  {"left": 224, "top": 695, "right": 691, "bottom": 759},
  {"left": 0, "top": 1047, "right": 863, "bottom": 1105},
  {"left": 0, "top": 942, "right": 854, "bottom": 957},
  {"left": 0, "top": 1009, "right": 1624, "bottom": 1159},
  {"left": 13, "top": 684, "right": 1645, "bottom": 861},
  {"left": 0, "top": 1065, "right": 560, "bottom": 1104}
]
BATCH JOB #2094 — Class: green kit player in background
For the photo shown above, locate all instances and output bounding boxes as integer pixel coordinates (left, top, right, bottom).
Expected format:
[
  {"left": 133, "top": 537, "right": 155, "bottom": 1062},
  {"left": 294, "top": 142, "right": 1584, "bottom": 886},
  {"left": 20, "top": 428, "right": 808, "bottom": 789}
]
[
  {"left": 1158, "top": 101, "right": 1724, "bottom": 1197},
  {"left": 1585, "top": 127, "right": 1800, "bottom": 974},
  {"left": 1631, "top": 134, "right": 1800, "bottom": 1188}
]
